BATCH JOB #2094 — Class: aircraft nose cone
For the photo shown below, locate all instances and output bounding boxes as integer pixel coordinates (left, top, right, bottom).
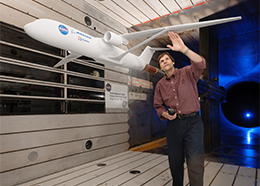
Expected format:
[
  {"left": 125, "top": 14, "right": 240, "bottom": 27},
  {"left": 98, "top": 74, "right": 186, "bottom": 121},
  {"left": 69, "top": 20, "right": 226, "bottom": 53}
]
[
  {"left": 23, "top": 19, "right": 45, "bottom": 40},
  {"left": 24, "top": 21, "right": 36, "bottom": 34},
  {"left": 24, "top": 23, "right": 30, "bottom": 32}
]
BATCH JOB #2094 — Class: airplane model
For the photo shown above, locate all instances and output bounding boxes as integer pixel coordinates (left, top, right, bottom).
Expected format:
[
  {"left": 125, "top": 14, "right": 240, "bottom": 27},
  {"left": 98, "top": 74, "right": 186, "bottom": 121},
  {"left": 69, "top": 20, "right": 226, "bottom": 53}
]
[{"left": 24, "top": 16, "right": 241, "bottom": 75}]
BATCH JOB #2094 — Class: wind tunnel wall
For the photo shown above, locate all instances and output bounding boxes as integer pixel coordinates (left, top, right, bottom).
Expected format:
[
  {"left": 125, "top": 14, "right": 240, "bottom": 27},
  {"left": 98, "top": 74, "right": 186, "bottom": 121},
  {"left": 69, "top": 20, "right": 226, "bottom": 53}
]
[
  {"left": 218, "top": 25, "right": 259, "bottom": 147},
  {"left": 203, "top": 2, "right": 260, "bottom": 152},
  {"left": 198, "top": 1, "right": 259, "bottom": 159},
  {"left": 0, "top": 1, "right": 130, "bottom": 185}
]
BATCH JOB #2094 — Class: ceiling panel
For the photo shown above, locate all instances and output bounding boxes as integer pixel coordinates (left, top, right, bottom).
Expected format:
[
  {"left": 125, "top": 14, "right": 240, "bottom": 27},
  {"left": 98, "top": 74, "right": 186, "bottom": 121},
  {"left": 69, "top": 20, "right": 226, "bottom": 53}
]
[
  {"left": 112, "top": 0, "right": 149, "bottom": 22},
  {"left": 128, "top": 0, "right": 159, "bottom": 20},
  {"left": 143, "top": 0, "right": 170, "bottom": 16},
  {"left": 160, "top": 0, "right": 182, "bottom": 13},
  {"left": 192, "top": 0, "right": 206, "bottom": 5},
  {"left": 176, "top": 0, "right": 193, "bottom": 9},
  {"left": 99, "top": 0, "right": 140, "bottom": 25},
  {"left": 83, "top": 0, "right": 133, "bottom": 27},
  {"left": 84, "top": 0, "right": 210, "bottom": 28}
]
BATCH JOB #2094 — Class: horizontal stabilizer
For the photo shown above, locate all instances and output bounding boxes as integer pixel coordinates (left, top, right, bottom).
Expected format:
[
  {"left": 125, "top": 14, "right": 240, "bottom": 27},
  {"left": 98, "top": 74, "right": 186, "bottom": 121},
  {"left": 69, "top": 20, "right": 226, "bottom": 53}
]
[
  {"left": 110, "top": 28, "right": 167, "bottom": 60},
  {"left": 150, "top": 48, "right": 171, "bottom": 51},
  {"left": 139, "top": 46, "right": 170, "bottom": 63},
  {"left": 54, "top": 52, "right": 82, "bottom": 68}
]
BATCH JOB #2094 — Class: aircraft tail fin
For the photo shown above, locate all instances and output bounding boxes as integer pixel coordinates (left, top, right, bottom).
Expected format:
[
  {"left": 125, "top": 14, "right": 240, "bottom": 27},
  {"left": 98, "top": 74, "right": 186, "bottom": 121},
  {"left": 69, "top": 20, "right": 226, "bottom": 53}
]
[
  {"left": 139, "top": 47, "right": 169, "bottom": 75},
  {"left": 139, "top": 46, "right": 170, "bottom": 62},
  {"left": 54, "top": 52, "right": 82, "bottom": 68}
]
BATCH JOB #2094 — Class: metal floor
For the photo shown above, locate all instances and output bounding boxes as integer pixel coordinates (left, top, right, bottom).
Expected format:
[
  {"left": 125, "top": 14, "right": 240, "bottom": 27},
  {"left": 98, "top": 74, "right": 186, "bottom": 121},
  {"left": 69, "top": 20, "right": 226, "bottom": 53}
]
[
  {"left": 145, "top": 143, "right": 259, "bottom": 169},
  {"left": 17, "top": 150, "right": 259, "bottom": 186},
  {"left": 205, "top": 144, "right": 259, "bottom": 169}
]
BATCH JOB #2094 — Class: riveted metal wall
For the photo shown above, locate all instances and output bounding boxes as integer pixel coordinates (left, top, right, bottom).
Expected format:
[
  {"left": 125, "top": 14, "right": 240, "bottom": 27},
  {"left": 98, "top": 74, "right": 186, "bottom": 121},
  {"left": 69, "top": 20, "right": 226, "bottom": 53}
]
[{"left": 0, "top": 0, "right": 130, "bottom": 185}]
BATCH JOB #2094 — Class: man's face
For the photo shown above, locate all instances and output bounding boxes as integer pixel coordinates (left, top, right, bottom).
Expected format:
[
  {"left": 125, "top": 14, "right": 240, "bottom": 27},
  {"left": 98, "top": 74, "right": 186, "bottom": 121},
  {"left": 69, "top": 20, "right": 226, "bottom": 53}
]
[{"left": 159, "top": 54, "right": 174, "bottom": 72}]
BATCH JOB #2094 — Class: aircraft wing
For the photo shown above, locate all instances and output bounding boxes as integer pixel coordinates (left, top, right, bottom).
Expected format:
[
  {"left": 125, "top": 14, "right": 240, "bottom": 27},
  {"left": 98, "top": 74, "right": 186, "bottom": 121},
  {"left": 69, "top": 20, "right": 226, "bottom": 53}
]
[
  {"left": 121, "top": 16, "right": 241, "bottom": 41},
  {"left": 111, "top": 16, "right": 241, "bottom": 60},
  {"left": 54, "top": 52, "right": 82, "bottom": 67}
]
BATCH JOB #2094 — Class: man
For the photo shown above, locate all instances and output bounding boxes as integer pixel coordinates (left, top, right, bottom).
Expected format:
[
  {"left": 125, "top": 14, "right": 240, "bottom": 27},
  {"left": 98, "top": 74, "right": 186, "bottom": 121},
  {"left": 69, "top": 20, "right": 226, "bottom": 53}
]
[{"left": 154, "top": 31, "right": 206, "bottom": 186}]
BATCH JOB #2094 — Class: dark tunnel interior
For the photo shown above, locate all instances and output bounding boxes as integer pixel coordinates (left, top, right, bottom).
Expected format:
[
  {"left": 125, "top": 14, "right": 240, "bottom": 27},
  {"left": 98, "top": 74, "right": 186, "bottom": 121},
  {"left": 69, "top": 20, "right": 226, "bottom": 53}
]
[
  {"left": 222, "top": 81, "right": 259, "bottom": 128},
  {"left": 203, "top": 0, "right": 259, "bottom": 168}
]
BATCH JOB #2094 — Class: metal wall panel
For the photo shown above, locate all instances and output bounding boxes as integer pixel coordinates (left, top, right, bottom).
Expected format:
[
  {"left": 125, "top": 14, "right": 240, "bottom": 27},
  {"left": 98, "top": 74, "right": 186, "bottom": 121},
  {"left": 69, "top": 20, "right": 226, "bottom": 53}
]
[
  {"left": 1, "top": 123, "right": 129, "bottom": 152},
  {"left": 0, "top": 3, "right": 36, "bottom": 27},
  {"left": 62, "top": 0, "right": 127, "bottom": 34},
  {"left": 1, "top": 133, "right": 129, "bottom": 172},
  {"left": 1, "top": 0, "right": 128, "bottom": 37},
  {"left": 0, "top": 113, "right": 128, "bottom": 133},
  {"left": 83, "top": 0, "right": 133, "bottom": 27},
  {"left": 0, "top": 1, "right": 130, "bottom": 185},
  {"left": 32, "top": 0, "right": 123, "bottom": 35},
  {"left": 105, "top": 70, "right": 129, "bottom": 84},
  {"left": 0, "top": 143, "right": 129, "bottom": 186}
]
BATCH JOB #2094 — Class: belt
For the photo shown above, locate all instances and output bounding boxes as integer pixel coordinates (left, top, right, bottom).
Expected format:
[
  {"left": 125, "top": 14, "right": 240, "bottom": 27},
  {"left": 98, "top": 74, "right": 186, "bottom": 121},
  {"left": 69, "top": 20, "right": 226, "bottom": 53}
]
[{"left": 177, "top": 112, "right": 199, "bottom": 119}]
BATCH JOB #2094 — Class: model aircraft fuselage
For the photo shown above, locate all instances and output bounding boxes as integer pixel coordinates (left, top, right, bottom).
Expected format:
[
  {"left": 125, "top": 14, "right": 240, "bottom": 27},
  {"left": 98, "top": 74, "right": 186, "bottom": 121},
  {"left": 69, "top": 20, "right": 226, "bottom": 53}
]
[
  {"left": 24, "top": 16, "right": 242, "bottom": 73},
  {"left": 24, "top": 19, "right": 153, "bottom": 70}
]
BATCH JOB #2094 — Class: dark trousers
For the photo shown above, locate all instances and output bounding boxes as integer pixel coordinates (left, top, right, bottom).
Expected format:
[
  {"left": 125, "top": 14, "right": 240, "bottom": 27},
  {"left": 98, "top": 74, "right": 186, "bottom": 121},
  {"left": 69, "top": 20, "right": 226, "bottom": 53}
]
[{"left": 166, "top": 115, "right": 204, "bottom": 186}]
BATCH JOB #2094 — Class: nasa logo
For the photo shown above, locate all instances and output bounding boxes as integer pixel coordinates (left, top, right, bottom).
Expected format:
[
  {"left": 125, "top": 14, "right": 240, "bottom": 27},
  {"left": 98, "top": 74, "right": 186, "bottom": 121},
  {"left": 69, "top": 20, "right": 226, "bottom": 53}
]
[
  {"left": 106, "top": 83, "right": 112, "bottom": 92},
  {"left": 58, "top": 25, "right": 69, "bottom": 35}
]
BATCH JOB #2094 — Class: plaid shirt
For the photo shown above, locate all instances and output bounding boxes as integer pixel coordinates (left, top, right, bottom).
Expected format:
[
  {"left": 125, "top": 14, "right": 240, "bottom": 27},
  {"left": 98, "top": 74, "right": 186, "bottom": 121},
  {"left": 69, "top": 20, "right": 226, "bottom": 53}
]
[{"left": 154, "top": 57, "right": 206, "bottom": 120}]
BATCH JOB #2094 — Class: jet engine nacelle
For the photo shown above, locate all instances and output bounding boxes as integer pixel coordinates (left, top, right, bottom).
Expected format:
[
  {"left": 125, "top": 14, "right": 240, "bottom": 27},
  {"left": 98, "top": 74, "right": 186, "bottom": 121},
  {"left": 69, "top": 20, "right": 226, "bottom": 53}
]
[{"left": 104, "top": 31, "right": 129, "bottom": 46}]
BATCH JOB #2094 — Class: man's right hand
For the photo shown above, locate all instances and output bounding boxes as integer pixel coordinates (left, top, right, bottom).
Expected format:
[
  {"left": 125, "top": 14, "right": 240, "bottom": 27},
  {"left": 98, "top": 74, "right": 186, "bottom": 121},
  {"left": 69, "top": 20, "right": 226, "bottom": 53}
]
[{"left": 161, "top": 111, "right": 177, "bottom": 120}]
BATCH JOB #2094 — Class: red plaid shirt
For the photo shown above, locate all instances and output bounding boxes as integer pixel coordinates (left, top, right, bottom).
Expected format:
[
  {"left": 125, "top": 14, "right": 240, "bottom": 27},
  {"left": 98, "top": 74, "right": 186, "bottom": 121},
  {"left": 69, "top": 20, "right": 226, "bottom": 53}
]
[{"left": 154, "top": 57, "right": 206, "bottom": 120}]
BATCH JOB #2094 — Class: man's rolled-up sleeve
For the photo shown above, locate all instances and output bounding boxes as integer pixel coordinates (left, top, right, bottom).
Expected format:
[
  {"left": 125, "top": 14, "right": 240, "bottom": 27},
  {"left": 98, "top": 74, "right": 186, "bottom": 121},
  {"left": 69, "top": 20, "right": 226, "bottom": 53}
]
[{"left": 190, "top": 56, "right": 206, "bottom": 82}]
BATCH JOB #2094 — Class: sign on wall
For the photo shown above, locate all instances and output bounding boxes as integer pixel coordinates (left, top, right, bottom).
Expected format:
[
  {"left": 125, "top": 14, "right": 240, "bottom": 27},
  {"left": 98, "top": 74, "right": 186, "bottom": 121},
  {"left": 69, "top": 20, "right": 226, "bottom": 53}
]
[{"left": 105, "top": 82, "right": 128, "bottom": 108}]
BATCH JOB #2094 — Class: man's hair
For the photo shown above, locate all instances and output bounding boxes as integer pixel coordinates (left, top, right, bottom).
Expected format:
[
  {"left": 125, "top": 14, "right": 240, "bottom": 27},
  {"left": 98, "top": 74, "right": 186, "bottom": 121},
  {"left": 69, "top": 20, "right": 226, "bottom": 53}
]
[{"left": 157, "top": 52, "right": 175, "bottom": 69}]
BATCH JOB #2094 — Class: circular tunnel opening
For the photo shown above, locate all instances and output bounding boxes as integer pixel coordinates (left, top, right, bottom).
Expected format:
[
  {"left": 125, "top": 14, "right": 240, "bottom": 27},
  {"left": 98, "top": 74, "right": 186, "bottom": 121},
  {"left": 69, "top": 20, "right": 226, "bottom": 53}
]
[{"left": 221, "top": 81, "right": 259, "bottom": 128}]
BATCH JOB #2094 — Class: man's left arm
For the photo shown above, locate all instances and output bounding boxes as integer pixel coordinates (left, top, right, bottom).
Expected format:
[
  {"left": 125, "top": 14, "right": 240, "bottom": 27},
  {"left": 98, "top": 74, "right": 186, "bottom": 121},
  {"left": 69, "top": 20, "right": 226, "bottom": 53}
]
[{"left": 181, "top": 47, "right": 203, "bottom": 63}]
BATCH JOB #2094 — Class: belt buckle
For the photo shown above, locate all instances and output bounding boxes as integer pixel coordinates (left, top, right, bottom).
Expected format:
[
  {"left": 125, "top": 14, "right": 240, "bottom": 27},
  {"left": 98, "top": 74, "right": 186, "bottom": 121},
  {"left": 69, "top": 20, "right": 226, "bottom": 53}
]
[{"left": 178, "top": 114, "right": 184, "bottom": 119}]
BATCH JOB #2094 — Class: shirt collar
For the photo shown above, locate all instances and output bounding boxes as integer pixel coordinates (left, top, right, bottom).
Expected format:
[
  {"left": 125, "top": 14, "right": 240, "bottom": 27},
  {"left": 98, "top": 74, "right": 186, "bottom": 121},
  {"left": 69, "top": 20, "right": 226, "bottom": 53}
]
[{"left": 165, "top": 69, "right": 177, "bottom": 80}]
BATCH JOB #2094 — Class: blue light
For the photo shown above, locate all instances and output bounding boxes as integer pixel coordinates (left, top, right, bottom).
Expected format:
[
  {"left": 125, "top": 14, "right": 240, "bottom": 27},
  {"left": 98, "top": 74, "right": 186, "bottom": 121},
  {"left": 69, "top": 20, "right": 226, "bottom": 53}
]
[
  {"left": 246, "top": 113, "right": 251, "bottom": 118},
  {"left": 247, "top": 130, "right": 251, "bottom": 144},
  {"left": 246, "top": 129, "right": 255, "bottom": 145}
]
